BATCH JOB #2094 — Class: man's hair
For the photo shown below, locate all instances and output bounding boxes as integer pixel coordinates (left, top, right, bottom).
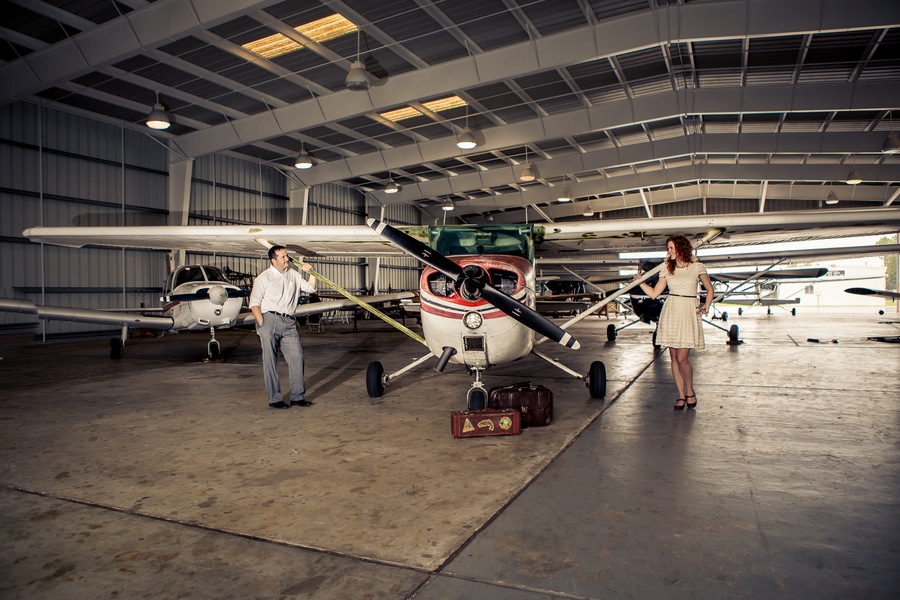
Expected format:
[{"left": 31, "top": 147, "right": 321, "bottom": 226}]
[{"left": 268, "top": 245, "right": 286, "bottom": 260}]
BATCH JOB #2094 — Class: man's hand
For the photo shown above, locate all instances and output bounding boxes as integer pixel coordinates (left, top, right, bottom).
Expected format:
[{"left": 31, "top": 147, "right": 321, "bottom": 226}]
[{"left": 298, "top": 262, "right": 312, "bottom": 272}]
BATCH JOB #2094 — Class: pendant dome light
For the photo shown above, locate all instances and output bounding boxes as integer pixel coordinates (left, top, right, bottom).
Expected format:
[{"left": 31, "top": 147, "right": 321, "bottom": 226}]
[
  {"left": 384, "top": 171, "right": 400, "bottom": 194},
  {"left": 294, "top": 143, "right": 313, "bottom": 169},
  {"left": 456, "top": 104, "right": 477, "bottom": 150},
  {"left": 519, "top": 145, "right": 535, "bottom": 181},
  {"left": 557, "top": 175, "right": 571, "bottom": 202},
  {"left": 345, "top": 29, "right": 371, "bottom": 91},
  {"left": 146, "top": 92, "right": 172, "bottom": 130},
  {"left": 845, "top": 167, "right": 861, "bottom": 185},
  {"left": 825, "top": 191, "right": 840, "bottom": 205}
]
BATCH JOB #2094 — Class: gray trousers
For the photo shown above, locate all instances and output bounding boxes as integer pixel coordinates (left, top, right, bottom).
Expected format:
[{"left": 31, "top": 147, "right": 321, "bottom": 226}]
[{"left": 258, "top": 313, "right": 305, "bottom": 405}]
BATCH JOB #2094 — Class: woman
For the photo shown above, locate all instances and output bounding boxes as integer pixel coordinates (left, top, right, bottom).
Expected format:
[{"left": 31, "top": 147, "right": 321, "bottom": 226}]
[{"left": 634, "top": 235, "right": 715, "bottom": 410}]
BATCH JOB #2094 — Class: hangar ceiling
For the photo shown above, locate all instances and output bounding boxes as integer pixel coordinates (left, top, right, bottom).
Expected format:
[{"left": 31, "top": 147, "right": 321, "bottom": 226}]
[{"left": 2, "top": 0, "right": 900, "bottom": 223}]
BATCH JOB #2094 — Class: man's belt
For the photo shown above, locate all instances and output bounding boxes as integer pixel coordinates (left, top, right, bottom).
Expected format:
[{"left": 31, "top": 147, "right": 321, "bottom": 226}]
[{"left": 266, "top": 311, "right": 295, "bottom": 318}]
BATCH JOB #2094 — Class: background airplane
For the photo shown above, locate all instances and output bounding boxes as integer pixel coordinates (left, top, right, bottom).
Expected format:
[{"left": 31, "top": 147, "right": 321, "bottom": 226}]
[{"left": 1, "top": 263, "right": 413, "bottom": 360}]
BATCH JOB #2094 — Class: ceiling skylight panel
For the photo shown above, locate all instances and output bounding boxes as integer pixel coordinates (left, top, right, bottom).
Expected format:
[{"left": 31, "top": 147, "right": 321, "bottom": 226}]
[{"left": 243, "top": 14, "right": 357, "bottom": 59}]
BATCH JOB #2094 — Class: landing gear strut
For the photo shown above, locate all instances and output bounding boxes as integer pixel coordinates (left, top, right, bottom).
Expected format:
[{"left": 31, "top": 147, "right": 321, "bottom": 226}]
[{"left": 207, "top": 326, "right": 221, "bottom": 360}]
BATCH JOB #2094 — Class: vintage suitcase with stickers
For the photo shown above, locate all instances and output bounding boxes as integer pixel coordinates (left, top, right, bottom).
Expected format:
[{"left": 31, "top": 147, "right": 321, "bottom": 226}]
[
  {"left": 487, "top": 381, "right": 553, "bottom": 428},
  {"left": 450, "top": 408, "right": 521, "bottom": 438}
]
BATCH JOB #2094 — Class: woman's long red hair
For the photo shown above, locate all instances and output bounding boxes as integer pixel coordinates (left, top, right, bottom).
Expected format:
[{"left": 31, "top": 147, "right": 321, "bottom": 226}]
[{"left": 665, "top": 235, "right": 694, "bottom": 274}]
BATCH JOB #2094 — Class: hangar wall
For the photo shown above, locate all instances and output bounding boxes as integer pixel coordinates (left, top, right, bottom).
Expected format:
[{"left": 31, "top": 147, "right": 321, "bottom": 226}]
[{"left": 0, "top": 101, "right": 421, "bottom": 340}]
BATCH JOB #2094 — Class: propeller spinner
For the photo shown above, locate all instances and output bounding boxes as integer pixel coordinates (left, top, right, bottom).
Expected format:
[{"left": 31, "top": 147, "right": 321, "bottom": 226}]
[{"left": 367, "top": 218, "right": 579, "bottom": 350}]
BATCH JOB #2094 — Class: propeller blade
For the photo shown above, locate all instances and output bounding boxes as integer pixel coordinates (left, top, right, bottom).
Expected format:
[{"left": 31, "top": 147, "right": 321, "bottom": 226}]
[
  {"left": 367, "top": 218, "right": 462, "bottom": 280},
  {"left": 481, "top": 285, "right": 579, "bottom": 349},
  {"left": 367, "top": 218, "right": 579, "bottom": 350}
]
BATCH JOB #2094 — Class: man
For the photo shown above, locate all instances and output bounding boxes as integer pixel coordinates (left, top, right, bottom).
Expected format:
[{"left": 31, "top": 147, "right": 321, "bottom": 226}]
[{"left": 249, "top": 245, "right": 317, "bottom": 410}]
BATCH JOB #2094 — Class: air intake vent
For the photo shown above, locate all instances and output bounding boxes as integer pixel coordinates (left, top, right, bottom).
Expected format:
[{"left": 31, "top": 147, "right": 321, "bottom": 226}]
[{"left": 463, "top": 336, "right": 485, "bottom": 351}]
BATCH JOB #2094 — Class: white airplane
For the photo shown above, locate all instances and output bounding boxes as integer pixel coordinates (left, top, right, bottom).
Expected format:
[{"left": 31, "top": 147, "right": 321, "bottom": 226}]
[
  {"left": 11, "top": 207, "right": 900, "bottom": 404},
  {"left": 0, "top": 263, "right": 414, "bottom": 360}
]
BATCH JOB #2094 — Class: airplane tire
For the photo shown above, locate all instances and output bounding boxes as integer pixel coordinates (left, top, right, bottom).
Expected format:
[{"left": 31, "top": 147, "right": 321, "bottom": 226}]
[
  {"left": 208, "top": 342, "right": 221, "bottom": 361},
  {"left": 652, "top": 330, "right": 660, "bottom": 348},
  {"left": 728, "top": 324, "right": 740, "bottom": 343},
  {"left": 738, "top": 308, "right": 743, "bottom": 316},
  {"left": 588, "top": 361, "right": 606, "bottom": 398},
  {"left": 366, "top": 361, "right": 385, "bottom": 397},
  {"left": 606, "top": 323, "right": 617, "bottom": 342},
  {"left": 722, "top": 311, "right": 728, "bottom": 322},
  {"left": 109, "top": 338, "right": 123, "bottom": 360},
  {"left": 791, "top": 308, "right": 797, "bottom": 316},
  {"left": 467, "top": 388, "right": 486, "bottom": 410}
]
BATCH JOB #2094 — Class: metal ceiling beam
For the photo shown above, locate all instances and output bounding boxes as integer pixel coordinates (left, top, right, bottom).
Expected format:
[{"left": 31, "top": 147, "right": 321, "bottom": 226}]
[
  {"left": 306, "top": 82, "right": 897, "bottom": 190},
  {"left": 1, "top": 0, "right": 282, "bottom": 102},
  {"left": 425, "top": 162, "right": 900, "bottom": 214},
  {"left": 169, "top": 0, "right": 900, "bottom": 158}
]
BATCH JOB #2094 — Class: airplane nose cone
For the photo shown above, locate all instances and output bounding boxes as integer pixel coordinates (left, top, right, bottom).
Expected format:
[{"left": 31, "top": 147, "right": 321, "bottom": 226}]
[{"left": 208, "top": 285, "right": 229, "bottom": 306}]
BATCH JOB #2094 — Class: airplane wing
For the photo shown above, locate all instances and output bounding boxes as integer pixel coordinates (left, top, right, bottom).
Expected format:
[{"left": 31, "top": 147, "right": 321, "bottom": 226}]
[
  {"left": 536, "top": 208, "right": 900, "bottom": 255},
  {"left": 22, "top": 224, "right": 410, "bottom": 258},
  {"left": 0, "top": 299, "right": 175, "bottom": 330},
  {"left": 23, "top": 209, "right": 900, "bottom": 260},
  {"left": 709, "top": 268, "right": 828, "bottom": 283},
  {"left": 720, "top": 297, "right": 801, "bottom": 306},
  {"left": 845, "top": 287, "right": 900, "bottom": 300}
]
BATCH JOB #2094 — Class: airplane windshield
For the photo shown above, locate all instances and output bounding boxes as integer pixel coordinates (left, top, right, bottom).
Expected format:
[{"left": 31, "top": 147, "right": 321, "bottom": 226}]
[
  {"left": 429, "top": 225, "right": 534, "bottom": 262},
  {"left": 203, "top": 266, "right": 229, "bottom": 283}
]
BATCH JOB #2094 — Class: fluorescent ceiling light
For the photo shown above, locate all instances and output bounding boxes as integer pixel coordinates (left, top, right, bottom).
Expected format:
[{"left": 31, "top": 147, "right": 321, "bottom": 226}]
[{"left": 243, "top": 14, "right": 357, "bottom": 59}]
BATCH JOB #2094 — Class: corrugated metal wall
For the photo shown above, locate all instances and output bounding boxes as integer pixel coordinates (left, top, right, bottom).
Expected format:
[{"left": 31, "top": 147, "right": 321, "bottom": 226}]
[{"left": 1, "top": 101, "right": 421, "bottom": 340}]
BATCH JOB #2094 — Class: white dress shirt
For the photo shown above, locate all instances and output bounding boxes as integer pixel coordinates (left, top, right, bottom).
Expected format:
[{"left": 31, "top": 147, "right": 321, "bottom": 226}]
[{"left": 249, "top": 265, "right": 317, "bottom": 315}]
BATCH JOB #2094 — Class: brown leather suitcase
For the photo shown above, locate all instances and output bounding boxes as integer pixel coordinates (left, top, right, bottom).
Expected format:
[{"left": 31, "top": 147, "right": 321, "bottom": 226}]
[
  {"left": 450, "top": 408, "right": 521, "bottom": 438},
  {"left": 488, "top": 381, "right": 553, "bottom": 428}
]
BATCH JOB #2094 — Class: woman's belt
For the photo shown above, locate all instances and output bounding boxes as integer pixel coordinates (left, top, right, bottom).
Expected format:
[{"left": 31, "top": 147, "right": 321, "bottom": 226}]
[{"left": 668, "top": 294, "right": 696, "bottom": 298}]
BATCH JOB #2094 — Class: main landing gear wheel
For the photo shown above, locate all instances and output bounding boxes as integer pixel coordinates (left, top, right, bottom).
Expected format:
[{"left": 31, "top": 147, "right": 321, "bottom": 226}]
[
  {"left": 366, "top": 361, "right": 385, "bottom": 397},
  {"left": 109, "top": 338, "right": 123, "bottom": 359},
  {"left": 791, "top": 308, "right": 797, "bottom": 316},
  {"left": 588, "top": 361, "right": 606, "bottom": 398},
  {"left": 606, "top": 323, "right": 617, "bottom": 341},
  {"left": 728, "top": 324, "right": 740, "bottom": 344},
  {"left": 721, "top": 311, "right": 728, "bottom": 322},
  {"left": 738, "top": 308, "right": 743, "bottom": 316}
]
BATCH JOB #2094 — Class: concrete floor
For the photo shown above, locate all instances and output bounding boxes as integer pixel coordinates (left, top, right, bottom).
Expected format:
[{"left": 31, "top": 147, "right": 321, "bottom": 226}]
[{"left": 0, "top": 309, "right": 898, "bottom": 599}]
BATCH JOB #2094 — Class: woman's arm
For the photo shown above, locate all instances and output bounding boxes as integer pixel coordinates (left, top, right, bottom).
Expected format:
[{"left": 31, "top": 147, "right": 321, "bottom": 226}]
[
  {"left": 697, "top": 272, "right": 714, "bottom": 315},
  {"left": 633, "top": 272, "right": 668, "bottom": 299}
]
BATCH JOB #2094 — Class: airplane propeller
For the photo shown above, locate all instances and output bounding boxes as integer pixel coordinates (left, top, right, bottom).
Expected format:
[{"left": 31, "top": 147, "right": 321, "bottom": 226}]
[{"left": 367, "top": 218, "right": 579, "bottom": 350}]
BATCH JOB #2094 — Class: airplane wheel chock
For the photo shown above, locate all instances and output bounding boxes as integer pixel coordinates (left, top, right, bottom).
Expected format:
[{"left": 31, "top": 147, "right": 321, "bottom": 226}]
[
  {"left": 606, "top": 323, "right": 617, "bottom": 341},
  {"left": 588, "top": 361, "right": 606, "bottom": 398},
  {"left": 366, "top": 361, "right": 386, "bottom": 397}
]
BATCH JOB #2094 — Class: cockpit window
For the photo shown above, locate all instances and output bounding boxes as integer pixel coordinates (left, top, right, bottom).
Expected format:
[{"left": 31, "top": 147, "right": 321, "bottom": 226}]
[
  {"left": 429, "top": 225, "right": 534, "bottom": 262},
  {"left": 203, "top": 266, "right": 229, "bottom": 283}
]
